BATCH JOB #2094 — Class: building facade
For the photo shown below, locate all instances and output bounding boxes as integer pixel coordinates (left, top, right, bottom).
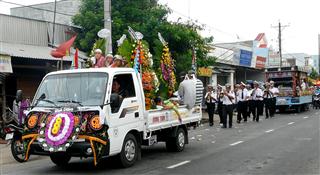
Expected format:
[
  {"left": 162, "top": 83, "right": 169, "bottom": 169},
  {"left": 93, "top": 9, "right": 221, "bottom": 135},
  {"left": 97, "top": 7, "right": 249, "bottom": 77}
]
[
  {"left": 10, "top": 0, "right": 81, "bottom": 26},
  {"left": 0, "top": 14, "right": 86, "bottom": 117}
]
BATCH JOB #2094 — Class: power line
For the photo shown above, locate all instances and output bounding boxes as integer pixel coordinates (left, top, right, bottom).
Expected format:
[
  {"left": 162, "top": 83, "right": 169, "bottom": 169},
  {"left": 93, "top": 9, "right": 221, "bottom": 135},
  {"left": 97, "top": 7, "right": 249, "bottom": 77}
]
[{"left": 0, "top": 0, "right": 75, "bottom": 17}]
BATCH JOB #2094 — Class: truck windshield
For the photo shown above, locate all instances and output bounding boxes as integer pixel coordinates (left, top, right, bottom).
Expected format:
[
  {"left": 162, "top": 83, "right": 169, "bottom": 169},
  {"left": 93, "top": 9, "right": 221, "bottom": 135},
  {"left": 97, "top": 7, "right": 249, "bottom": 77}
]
[{"left": 33, "top": 72, "right": 108, "bottom": 107}]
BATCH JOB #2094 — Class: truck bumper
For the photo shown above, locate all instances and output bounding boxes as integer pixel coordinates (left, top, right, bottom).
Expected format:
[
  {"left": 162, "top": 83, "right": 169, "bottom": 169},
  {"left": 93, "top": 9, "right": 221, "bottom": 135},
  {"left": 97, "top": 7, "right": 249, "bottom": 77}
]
[{"left": 30, "top": 141, "right": 95, "bottom": 158}]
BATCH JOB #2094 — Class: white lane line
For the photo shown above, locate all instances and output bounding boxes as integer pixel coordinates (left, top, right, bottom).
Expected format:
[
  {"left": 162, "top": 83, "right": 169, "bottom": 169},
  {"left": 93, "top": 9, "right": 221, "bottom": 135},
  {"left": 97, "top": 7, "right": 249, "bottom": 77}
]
[
  {"left": 303, "top": 117, "right": 309, "bottom": 119},
  {"left": 167, "top": 160, "right": 191, "bottom": 169},
  {"left": 230, "top": 141, "right": 243, "bottom": 146},
  {"left": 265, "top": 129, "right": 274, "bottom": 133},
  {"left": 288, "top": 122, "right": 295, "bottom": 125}
]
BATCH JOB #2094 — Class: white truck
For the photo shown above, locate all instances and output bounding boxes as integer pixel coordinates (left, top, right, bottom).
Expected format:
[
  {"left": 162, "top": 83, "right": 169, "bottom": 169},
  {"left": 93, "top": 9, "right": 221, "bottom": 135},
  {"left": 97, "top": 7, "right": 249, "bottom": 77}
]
[{"left": 21, "top": 68, "right": 202, "bottom": 167}]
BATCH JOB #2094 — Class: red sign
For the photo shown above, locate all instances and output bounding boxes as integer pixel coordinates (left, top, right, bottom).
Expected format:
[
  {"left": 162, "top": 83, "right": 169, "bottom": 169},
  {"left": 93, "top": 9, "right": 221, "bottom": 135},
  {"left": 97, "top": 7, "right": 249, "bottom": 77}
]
[{"left": 256, "top": 56, "right": 266, "bottom": 69}]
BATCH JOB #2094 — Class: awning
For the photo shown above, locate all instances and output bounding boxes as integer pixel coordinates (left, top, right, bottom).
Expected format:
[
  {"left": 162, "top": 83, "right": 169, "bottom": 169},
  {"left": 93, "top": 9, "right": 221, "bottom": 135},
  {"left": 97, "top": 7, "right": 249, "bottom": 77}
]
[{"left": 0, "top": 42, "right": 87, "bottom": 62}]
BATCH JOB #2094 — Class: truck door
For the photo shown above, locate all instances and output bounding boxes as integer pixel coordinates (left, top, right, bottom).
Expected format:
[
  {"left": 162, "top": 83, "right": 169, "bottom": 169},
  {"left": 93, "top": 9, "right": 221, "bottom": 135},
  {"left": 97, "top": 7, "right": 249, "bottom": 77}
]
[{"left": 107, "top": 73, "right": 144, "bottom": 154}]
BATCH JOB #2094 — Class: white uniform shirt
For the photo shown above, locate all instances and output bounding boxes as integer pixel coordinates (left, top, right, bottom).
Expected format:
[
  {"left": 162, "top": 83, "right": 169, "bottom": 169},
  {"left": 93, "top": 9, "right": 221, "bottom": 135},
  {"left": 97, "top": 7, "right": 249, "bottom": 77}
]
[
  {"left": 263, "top": 89, "right": 274, "bottom": 99},
  {"left": 222, "top": 91, "right": 235, "bottom": 105},
  {"left": 252, "top": 88, "right": 263, "bottom": 101},
  {"left": 205, "top": 91, "right": 217, "bottom": 103},
  {"left": 270, "top": 87, "right": 279, "bottom": 97},
  {"left": 236, "top": 88, "right": 248, "bottom": 102},
  {"left": 247, "top": 89, "right": 253, "bottom": 100}
]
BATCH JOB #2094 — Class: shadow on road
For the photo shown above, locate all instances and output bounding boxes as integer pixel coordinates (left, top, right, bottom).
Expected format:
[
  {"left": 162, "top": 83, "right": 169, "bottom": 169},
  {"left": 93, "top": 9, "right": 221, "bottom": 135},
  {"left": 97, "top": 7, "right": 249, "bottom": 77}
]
[{"left": 35, "top": 144, "right": 172, "bottom": 174}]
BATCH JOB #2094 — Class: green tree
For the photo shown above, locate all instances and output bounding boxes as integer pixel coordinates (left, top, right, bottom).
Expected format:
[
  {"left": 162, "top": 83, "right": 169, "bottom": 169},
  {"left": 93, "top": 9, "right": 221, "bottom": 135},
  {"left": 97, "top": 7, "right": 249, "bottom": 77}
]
[
  {"left": 309, "top": 67, "right": 319, "bottom": 80},
  {"left": 73, "top": 0, "right": 216, "bottom": 76}
]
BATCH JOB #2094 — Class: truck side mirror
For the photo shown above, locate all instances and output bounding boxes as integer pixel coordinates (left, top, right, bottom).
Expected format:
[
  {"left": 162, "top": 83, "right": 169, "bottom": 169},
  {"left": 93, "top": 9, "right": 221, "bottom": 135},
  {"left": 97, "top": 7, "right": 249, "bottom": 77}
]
[{"left": 110, "top": 93, "right": 120, "bottom": 113}]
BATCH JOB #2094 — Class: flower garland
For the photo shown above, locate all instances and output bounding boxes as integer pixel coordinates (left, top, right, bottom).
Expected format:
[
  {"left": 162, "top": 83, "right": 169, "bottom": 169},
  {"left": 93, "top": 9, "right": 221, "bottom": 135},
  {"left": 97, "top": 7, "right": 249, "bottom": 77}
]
[
  {"left": 160, "top": 44, "right": 176, "bottom": 96},
  {"left": 38, "top": 112, "right": 81, "bottom": 152},
  {"left": 128, "top": 39, "right": 159, "bottom": 110}
]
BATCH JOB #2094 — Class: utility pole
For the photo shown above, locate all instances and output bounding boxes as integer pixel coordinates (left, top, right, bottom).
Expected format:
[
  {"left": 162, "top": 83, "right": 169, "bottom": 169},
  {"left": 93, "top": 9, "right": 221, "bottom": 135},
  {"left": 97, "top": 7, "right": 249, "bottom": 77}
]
[
  {"left": 52, "top": 0, "right": 57, "bottom": 46},
  {"left": 272, "top": 21, "right": 289, "bottom": 68},
  {"left": 104, "top": 0, "right": 112, "bottom": 54}
]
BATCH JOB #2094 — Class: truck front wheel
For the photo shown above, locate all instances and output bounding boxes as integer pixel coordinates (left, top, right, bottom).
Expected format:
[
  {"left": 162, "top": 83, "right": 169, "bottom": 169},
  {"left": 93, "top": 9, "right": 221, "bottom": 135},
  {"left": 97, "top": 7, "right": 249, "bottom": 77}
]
[
  {"left": 118, "top": 133, "right": 139, "bottom": 168},
  {"left": 166, "top": 128, "right": 186, "bottom": 152},
  {"left": 50, "top": 153, "right": 71, "bottom": 167}
]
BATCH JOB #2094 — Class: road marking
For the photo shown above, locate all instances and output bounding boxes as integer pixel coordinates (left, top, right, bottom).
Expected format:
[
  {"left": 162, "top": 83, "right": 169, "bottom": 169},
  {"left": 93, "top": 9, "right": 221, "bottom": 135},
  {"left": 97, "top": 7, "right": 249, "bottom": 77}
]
[
  {"left": 167, "top": 160, "right": 191, "bottom": 169},
  {"left": 288, "top": 122, "right": 295, "bottom": 125},
  {"left": 303, "top": 117, "right": 309, "bottom": 119},
  {"left": 211, "top": 141, "right": 216, "bottom": 144},
  {"left": 230, "top": 141, "right": 243, "bottom": 146},
  {"left": 265, "top": 129, "right": 274, "bottom": 133}
]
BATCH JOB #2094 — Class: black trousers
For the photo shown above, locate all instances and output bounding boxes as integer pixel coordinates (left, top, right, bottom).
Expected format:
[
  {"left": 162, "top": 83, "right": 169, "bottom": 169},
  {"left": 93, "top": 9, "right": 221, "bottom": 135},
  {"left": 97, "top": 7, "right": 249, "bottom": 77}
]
[
  {"left": 270, "top": 97, "right": 276, "bottom": 117},
  {"left": 264, "top": 98, "right": 273, "bottom": 118},
  {"left": 217, "top": 102, "right": 223, "bottom": 124},
  {"left": 206, "top": 103, "right": 215, "bottom": 125},
  {"left": 248, "top": 100, "right": 255, "bottom": 118},
  {"left": 223, "top": 104, "right": 234, "bottom": 127},
  {"left": 237, "top": 101, "right": 248, "bottom": 122},
  {"left": 253, "top": 100, "right": 263, "bottom": 122}
]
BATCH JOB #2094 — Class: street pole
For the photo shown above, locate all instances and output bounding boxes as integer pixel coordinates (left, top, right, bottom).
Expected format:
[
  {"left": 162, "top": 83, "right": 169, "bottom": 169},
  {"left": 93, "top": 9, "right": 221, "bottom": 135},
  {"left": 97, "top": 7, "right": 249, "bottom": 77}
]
[
  {"left": 272, "top": 21, "right": 289, "bottom": 69},
  {"left": 52, "top": 0, "right": 57, "bottom": 46},
  {"left": 278, "top": 22, "right": 282, "bottom": 68},
  {"left": 104, "top": 0, "right": 112, "bottom": 54}
]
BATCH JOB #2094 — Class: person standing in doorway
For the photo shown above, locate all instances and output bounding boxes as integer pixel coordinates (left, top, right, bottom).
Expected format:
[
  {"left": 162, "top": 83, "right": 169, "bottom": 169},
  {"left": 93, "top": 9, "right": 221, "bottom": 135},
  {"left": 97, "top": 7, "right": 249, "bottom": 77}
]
[
  {"left": 205, "top": 85, "right": 217, "bottom": 126},
  {"left": 252, "top": 81, "right": 263, "bottom": 122},
  {"left": 269, "top": 81, "right": 279, "bottom": 117},
  {"left": 222, "top": 84, "right": 235, "bottom": 128}
]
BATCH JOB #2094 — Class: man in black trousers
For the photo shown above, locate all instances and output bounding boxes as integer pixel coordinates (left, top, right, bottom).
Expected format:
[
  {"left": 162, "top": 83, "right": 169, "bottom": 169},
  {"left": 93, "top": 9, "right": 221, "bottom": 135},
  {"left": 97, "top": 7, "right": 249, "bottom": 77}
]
[
  {"left": 237, "top": 82, "right": 249, "bottom": 123},
  {"left": 205, "top": 85, "right": 217, "bottom": 126},
  {"left": 222, "top": 84, "right": 235, "bottom": 128}
]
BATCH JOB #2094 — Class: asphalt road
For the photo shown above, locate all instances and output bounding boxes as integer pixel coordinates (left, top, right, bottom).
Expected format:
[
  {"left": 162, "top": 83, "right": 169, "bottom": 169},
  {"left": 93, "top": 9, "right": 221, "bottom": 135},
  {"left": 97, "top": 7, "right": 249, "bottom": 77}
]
[{"left": 1, "top": 109, "right": 319, "bottom": 175}]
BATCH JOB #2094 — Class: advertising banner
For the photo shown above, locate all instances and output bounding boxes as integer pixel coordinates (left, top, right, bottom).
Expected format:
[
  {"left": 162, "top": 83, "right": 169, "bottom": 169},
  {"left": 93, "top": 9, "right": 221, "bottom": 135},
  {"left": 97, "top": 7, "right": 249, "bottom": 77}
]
[
  {"left": 0, "top": 55, "right": 13, "bottom": 73},
  {"left": 239, "top": 50, "right": 252, "bottom": 67}
]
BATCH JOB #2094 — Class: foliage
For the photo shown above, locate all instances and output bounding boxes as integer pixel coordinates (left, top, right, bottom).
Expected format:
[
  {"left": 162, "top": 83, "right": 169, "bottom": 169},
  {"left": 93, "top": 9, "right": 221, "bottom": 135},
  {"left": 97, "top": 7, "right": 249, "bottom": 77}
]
[
  {"left": 309, "top": 67, "right": 319, "bottom": 80},
  {"left": 73, "top": 0, "right": 216, "bottom": 77}
]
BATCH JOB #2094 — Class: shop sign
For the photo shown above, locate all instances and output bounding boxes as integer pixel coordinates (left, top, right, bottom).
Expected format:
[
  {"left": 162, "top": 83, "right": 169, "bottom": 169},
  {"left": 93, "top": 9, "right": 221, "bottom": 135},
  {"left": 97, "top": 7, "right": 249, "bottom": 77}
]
[{"left": 198, "top": 67, "right": 212, "bottom": 77}]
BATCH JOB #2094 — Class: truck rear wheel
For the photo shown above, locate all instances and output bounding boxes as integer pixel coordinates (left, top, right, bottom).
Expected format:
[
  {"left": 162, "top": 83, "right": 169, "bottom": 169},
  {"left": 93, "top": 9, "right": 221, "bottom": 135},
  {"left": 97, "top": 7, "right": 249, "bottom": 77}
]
[
  {"left": 166, "top": 128, "right": 186, "bottom": 152},
  {"left": 50, "top": 153, "right": 71, "bottom": 167},
  {"left": 118, "top": 133, "right": 139, "bottom": 168}
]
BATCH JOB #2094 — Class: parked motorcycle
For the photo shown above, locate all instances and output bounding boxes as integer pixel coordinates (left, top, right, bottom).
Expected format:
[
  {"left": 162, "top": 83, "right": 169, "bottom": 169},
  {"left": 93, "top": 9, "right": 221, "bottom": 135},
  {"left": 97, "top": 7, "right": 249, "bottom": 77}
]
[
  {"left": 4, "top": 123, "right": 27, "bottom": 162},
  {"left": 313, "top": 92, "right": 320, "bottom": 109}
]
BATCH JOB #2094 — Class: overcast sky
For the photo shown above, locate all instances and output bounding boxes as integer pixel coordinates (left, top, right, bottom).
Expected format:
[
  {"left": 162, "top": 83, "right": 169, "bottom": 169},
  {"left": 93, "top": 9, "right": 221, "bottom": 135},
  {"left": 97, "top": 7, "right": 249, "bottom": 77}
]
[{"left": 1, "top": 0, "right": 319, "bottom": 55}]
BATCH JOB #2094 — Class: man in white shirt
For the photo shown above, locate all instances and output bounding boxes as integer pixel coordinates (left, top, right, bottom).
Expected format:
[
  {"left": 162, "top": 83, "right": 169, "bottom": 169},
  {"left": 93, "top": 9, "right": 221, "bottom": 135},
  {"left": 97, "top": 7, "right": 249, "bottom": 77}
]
[
  {"left": 263, "top": 82, "right": 273, "bottom": 119},
  {"left": 217, "top": 85, "right": 224, "bottom": 125},
  {"left": 246, "top": 84, "right": 254, "bottom": 119},
  {"left": 222, "top": 84, "right": 235, "bottom": 128},
  {"left": 205, "top": 85, "right": 217, "bottom": 126},
  {"left": 237, "top": 82, "right": 249, "bottom": 123},
  {"left": 269, "top": 81, "right": 279, "bottom": 117},
  {"left": 252, "top": 81, "right": 263, "bottom": 122},
  {"left": 178, "top": 72, "right": 196, "bottom": 109}
]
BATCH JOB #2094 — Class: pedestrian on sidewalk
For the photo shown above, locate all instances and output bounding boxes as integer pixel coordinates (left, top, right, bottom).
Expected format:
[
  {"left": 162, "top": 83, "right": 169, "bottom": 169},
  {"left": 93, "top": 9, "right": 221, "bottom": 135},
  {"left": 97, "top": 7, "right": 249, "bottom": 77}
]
[
  {"left": 217, "top": 85, "right": 224, "bottom": 125},
  {"left": 269, "top": 81, "right": 279, "bottom": 117},
  {"left": 236, "top": 82, "right": 249, "bottom": 123},
  {"left": 252, "top": 81, "right": 263, "bottom": 122},
  {"left": 205, "top": 85, "right": 217, "bottom": 126},
  {"left": 222, "top": 84, "right": 235, "bottom": 128}
]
